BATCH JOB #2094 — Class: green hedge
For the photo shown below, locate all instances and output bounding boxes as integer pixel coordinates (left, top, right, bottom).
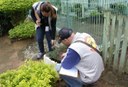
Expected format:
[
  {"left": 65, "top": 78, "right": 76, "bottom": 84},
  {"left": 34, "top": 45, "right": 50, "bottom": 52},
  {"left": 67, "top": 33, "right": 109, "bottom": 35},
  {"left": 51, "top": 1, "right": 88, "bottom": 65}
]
[
  {"left": 0, "top": 0, "right": 37, "bottom": 12},
  {"left": 0, "top": 0, "right": 38, "bottom": 25},
  {"left": 9, "top": 20, "right": 35, "bottom": 39},
  {"left": 0, "top": 0, "right": 38, "bottom": 37},
  {"left": 0, "top": 60, "right": 59, "bottom": 87}
]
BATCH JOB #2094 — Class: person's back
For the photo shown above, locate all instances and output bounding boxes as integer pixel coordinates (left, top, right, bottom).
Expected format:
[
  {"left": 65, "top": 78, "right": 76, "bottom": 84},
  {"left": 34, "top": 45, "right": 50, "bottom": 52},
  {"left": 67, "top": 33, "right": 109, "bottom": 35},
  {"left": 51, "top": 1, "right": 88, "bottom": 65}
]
[
  {"left": 57, "top": 27, "right": 104, "bottom": 87},
  {"left": 70, "top": 32, "right": 104, "bottom": 83}
]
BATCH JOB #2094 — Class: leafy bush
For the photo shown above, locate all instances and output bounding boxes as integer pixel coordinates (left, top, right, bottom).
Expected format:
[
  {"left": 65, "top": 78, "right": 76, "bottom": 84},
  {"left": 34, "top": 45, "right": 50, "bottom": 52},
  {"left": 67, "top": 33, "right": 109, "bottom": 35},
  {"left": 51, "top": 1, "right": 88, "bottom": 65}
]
[
  {"left": 0, "top": 0, "right": 38, "bottom": 26},
  {"left": 0, "top": 0, "right": 38, "bottom": 36},
  {"left": 0, "top": 12, "right": 13, "bottom": 37},
  {"left": 9, "top": 20, "right": 35, "bottom": 40},
  {"left": 0, "top": 60, "right": 59, "bottom": 87},
  {"left": 0, "top": 0, "right": 37, "bottom": 12}
]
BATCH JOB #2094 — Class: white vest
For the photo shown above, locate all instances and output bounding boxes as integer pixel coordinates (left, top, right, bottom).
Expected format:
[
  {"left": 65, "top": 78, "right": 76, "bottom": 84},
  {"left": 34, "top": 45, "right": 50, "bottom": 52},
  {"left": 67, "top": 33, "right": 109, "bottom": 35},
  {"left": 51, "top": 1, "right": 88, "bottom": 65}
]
[{"left": 69, "top": 32, "right": 104, "bottom": 83}]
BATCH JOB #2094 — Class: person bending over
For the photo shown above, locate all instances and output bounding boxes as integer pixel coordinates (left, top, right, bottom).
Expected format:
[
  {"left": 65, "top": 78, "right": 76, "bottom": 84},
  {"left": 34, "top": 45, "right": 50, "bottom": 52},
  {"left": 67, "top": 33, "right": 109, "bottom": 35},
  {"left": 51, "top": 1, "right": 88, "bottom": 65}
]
[
  {"left": 56, "top": 27, "right": 104, "bottom": 87},
  {"left": 31, "top": 1, "right": 57, "bottom": 59}
]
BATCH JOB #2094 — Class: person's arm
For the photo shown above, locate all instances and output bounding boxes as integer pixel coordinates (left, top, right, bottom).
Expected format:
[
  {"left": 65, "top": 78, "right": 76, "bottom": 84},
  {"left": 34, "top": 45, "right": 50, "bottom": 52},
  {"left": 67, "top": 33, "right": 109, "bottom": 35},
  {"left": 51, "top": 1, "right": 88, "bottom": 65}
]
[
  {"left": 61, "top": 48, "right": 81, "bottom": 69},
  {"left": 51, "top": 8, "right": 57, "bottom": 40},
  {"left": 51, "top": 18, "right": 57, "bottom": 40},
  {"left": 30, "top": 7, "right": 36, "bottom": 23},
  {"left": 32, "top": 2, "right": 42, "bottom": 26},
  {"left": 34, "top": 10, "right": 41, "bottom": 26},
  {"left": 50, "top": 17, "right": 57, "bottom": 46}
]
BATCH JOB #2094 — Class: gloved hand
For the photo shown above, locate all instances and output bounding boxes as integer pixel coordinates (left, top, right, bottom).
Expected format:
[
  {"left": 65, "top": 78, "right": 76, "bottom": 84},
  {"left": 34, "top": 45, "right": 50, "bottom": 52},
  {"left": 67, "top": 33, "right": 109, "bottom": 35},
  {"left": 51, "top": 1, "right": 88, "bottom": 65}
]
[{"left": 55, "top": 63, "right": 61, "bottom": 72}]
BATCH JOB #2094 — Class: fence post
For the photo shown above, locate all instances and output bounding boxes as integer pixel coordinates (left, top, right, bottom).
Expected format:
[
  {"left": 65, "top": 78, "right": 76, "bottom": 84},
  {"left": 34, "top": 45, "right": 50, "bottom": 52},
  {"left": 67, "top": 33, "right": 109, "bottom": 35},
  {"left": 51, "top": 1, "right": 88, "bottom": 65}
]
[
  {"left": 113, "top": 15, "right": 123, "bottom": 72},
  {"left": 119, "top": 16, "right": 128, "bottom": 74},
  {"left": 108, "top": 14, "right": 116, "bottom": 66},
  {"left": 102, "top": 11, "right": 110, "bottom": 66}
]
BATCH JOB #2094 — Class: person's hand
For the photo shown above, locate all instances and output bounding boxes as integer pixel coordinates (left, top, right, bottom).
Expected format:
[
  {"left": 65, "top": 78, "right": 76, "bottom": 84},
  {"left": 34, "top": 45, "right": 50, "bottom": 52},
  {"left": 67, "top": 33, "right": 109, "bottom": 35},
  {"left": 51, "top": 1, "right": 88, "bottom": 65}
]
[
  {"left": 51, "top": 40, "right": 56, "bottom": 46},
  {"left": 36, "top": 19, "right": 41, "bottom": 26},
  {"left": 60, "top": 53, "right": 66, "bottom": 59}
]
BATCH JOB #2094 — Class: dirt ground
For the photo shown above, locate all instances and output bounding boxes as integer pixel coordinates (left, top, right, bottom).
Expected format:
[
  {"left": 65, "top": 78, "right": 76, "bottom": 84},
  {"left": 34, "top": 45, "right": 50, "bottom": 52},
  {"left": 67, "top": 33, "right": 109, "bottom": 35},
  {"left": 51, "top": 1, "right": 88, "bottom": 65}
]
[
  {"left": 0, "top": 35, "right": 34, "bottom": 73},
  {"left": 0, "top": 35, "right": 128, "bottom": 87}
]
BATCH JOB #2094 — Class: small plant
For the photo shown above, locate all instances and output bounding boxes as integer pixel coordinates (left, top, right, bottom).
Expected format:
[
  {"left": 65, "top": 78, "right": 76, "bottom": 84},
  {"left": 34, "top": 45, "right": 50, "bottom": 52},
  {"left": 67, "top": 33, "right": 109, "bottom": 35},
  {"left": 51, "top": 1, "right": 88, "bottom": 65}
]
[{"left": 46, "top": 45, "right": 67, "bottom": 63}]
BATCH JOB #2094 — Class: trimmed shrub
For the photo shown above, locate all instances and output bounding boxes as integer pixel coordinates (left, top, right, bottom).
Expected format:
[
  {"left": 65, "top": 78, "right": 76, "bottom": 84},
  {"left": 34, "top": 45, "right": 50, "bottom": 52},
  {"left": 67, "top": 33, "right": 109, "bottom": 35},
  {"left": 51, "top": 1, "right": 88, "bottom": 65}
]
[
  {"left": 9, "top": 20, "right": 35, "bottom": 40},
  {"left": 0, "top": 60, "right": 59, "bottom": 87},
  {"left": 0, "top": 0, "right": 37, "bottom": 12},
  {"left": 0, "top": 0, "right": 38, "bottom": 24},
  {"left": 0, "top": 0, "right": 38, "bottom": 36}
]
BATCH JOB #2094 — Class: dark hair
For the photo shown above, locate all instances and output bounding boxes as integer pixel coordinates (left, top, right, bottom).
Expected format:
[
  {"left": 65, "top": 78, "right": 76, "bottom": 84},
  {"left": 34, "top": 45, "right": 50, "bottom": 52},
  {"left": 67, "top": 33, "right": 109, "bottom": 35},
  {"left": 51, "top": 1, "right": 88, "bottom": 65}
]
[
  {"left": 40, "top": 2, "right": 57, "bottom": 18},
  {"left": 41, "top": 2, "right": 51, "bottom": 13}
]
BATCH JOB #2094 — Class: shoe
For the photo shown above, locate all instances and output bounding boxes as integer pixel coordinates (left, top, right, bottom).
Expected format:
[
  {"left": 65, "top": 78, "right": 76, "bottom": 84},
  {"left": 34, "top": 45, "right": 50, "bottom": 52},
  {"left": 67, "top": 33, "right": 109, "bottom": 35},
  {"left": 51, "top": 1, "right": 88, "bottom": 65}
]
[{"left": 37, "top": 52, "right": 44, "bottom": 59}]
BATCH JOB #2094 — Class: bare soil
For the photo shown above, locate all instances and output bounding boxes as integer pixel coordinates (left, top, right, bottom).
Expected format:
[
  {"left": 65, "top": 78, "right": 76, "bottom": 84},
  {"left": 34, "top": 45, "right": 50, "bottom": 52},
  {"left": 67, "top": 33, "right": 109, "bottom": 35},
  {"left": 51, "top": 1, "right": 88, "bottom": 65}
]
[
  {"left": 0, "top": 35, "right": 128, "bottom": 87},
  {"left": 0, "top": 35, "right": 34, "bottom": 73}
]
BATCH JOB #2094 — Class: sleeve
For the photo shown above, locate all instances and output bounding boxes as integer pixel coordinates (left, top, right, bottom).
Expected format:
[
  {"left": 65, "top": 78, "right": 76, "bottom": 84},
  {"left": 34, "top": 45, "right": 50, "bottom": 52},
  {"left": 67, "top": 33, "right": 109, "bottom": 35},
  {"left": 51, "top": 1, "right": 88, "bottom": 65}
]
[
  {"left": 61, "top": 48, "right": 81, "bottom": 69},
  {"left": 31, "top": 2, "right": 41, "bottom": 23},
  {"left": 30, "top": 7, "right": 37, "bottom": 23},
  {"left": 51, "top": 17, "right": 57, "bottom": 40}
]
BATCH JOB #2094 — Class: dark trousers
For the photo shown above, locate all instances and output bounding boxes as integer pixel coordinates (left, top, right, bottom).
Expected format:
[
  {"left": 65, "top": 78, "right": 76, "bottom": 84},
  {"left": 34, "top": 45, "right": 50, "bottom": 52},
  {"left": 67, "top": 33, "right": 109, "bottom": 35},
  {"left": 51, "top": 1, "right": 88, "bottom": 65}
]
[
  {"left": 36, "top": 26, "right": 52, "bottom": 53},
  {"left": 60, "top": 75, "right": 96, "bottom": 87}
]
